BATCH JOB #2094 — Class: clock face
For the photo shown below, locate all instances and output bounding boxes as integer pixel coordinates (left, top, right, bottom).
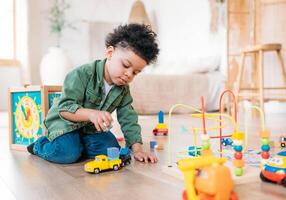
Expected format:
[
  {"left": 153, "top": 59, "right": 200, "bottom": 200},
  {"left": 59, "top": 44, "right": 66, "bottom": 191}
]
[
  {"left": 12, "top": 91, "right": 43, "bottom": 145},
  {"left": 48, "top": 92, "right": 61, "bottom": 108}
]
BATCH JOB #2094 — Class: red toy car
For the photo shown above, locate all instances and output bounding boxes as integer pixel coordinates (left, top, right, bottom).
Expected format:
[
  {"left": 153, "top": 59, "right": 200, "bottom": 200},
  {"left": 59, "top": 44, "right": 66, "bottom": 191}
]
[
  {"left": 280, "top": 135, "right": 286, "bottom": 148},
  {"left": 260, "top": 151, "right": 286, "bottom": 186},
  {"left": 153, "top": 128, "right": 168, "bottom": 136}
]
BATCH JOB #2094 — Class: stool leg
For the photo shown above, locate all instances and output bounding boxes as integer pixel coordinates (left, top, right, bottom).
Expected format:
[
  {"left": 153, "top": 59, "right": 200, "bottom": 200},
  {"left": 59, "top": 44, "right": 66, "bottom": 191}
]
[
  {"left": 258, "top": 50, "right": 265, "bottom": 113},
  {"left": 251, "top": 53, "right": 258, "bottom": 108},
  {"left": 235, "top": 53, "right": 246, "bottom": 103},
  {"left": 277, "top": 50, "right": 286, "bottom": 86}
]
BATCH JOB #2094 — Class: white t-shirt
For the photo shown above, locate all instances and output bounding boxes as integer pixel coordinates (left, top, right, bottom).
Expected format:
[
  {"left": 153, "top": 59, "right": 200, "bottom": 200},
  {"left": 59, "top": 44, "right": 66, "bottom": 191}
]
[{"left": 103, "top": 79, "right": 113, "bottom": 98}]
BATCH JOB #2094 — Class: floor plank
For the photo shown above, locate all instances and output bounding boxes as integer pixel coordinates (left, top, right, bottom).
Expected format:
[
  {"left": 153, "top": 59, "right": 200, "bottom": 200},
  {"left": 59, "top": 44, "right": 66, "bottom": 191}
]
[{"left": 1, "top": 112, "right": 286, "bottom": 199}]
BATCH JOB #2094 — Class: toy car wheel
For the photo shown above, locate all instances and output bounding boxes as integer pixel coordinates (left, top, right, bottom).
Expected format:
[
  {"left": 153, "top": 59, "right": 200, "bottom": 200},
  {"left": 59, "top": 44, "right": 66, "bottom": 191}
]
[
  {"left": 94, "top": 168, "right": 100, "bottom": 174},
  {"left": 281, "top": 143, "right": 286, "bottom": 148},
  {"left": 113, "top": 165, "right": 119, "bottom": 171},
  {"left": 121, "top": 162, "right": 125, "bottom": 167},
  {"left": 182, "top": 190, "right": 188, "bottom": 200},
  {"left": 260, "top": 172, "right": 272, "bottom": 183},
  {"left": 229, "top": 191, "right": 238, "bottom": 200},
  {"left": 282, "top": 178, "right": 286, "bottom": 187}
]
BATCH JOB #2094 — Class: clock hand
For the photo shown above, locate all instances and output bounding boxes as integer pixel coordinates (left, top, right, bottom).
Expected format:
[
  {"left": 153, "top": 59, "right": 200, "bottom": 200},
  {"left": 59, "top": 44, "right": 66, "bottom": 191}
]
[
  {"left": 26, "top": 108, "right": 31, "bottom": 119},
  {"left": 21, "top": 104, "right": 27, "bottom": 120}
]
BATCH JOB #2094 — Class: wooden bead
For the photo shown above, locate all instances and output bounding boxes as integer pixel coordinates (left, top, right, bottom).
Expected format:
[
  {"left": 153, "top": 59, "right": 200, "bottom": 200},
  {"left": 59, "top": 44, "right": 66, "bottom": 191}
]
[
  {"left": 233, "top": 159, "right": 245, "bottom": 168},
  {"left": 234, "top": 152, "right": 243, "bottom": 160},
  {"left": 261, "top": 151, "right": 270, "bottom": 159}
]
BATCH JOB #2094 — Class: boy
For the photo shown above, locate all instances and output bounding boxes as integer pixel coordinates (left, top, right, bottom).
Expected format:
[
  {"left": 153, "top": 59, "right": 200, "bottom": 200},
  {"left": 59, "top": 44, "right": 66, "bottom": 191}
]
[{"left": 28, "top": 24, "right": 159, "bottom": 164}]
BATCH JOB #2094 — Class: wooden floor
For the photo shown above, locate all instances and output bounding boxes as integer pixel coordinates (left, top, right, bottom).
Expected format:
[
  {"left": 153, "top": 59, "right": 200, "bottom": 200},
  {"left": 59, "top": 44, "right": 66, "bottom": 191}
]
[{"left": 1, "top": 111, "right": 286, "bottom": 200}]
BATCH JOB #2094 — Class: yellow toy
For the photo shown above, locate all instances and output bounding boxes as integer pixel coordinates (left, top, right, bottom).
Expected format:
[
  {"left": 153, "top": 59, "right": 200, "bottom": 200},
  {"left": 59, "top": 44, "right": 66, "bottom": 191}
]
[
  {"left": 153, "top": 111, "right": 168, "bottom": 136},
  {"left": 84, "top": 155, "right": 122, "bottom": 174},
  {"left": 177, "top": 156, "right": 238, "bottom": 200}
]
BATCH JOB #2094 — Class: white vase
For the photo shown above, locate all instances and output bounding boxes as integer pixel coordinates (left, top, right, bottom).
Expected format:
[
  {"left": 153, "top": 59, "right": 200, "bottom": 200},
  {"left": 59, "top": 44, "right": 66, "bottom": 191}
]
[{"left": 40, "top": 47, "right": 71, "bottom": 85}]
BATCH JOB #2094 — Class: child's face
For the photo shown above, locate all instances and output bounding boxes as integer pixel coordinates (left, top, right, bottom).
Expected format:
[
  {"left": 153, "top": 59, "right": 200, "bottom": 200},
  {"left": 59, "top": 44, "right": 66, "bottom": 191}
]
[{"left": 104, "top": 46, "right": 147, "bottom": 86}]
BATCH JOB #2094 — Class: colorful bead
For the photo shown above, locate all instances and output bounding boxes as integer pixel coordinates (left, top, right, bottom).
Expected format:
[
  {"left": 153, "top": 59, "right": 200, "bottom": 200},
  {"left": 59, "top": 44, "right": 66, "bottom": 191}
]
[
  {"left": 232, "top": 132, "right": 244, "bottom": 140},
  {"left": 259, "top": 130, "right": 270, "bottom": 138},
  {"left": 201, "top": 134, "right": 210, "bottom": 141},
  {"left": 234, "top": 152, "right": 243, "bottom": 160},
  {"left": 233, "top": 145, "right": 243, "bottom": 152},
  {"left": 202, "top": 141, "right": 210, "bottom": 150},
  {"left": 233, "top": 159, "right": 245, "bottom": 168},
  {"left": 201, "top": 149, "right": 213, "bottom": 156},
  {"left": 232, "top": 139, "right": 243, "bottom": 146},
  {"left": 261, "top": 151, "right": 270, "bottom": 159},
  {"left": 260, "top": 138, "right": 269, "bottom": 145},
  {"left": 261, "top": 144, "right": 270, "bottom": 152},
  {"left": 235, "top": 167, "right": 243, "bottom": 176}
]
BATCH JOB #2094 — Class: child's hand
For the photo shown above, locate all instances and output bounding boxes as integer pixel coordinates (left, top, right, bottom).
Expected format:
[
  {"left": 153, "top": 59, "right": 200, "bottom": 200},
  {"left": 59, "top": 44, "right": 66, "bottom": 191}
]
[
  {"left": 133, "top": 151, "right": 158, "bottom": 163},
  {"left": 132, "top": 143, "right": 158, "bottom": 163},
  {"left": 88, "top": 110, "right": 113, "bottom": 132}
]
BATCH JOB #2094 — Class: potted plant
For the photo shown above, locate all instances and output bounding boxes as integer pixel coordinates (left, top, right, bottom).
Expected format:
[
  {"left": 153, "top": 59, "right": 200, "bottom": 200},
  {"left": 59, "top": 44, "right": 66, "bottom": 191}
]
[{"left": 40, "top": 0, "right": 75, "bottom": 85}]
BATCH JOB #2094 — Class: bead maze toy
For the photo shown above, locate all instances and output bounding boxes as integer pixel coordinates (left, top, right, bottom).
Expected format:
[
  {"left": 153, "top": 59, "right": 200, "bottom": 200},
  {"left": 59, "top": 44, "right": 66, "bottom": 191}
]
[
  {"left": 244, "top": 105, "right": 272, "bottom": 167},
  {"left": 153, "top": 111, "right": 168, "bottom": 136},
  {"left": 163, "top": 89, "right": 274, "bottom": 186},
  {"left": 167, "top": 92, "right": 245, "bottom": 175}
]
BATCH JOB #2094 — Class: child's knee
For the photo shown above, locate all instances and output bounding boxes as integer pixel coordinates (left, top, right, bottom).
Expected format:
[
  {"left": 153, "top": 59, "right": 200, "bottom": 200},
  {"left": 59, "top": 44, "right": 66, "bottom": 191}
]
[
  {"left": 59, "top": 149, "right": 82, "bottom": 164},
  {"left": 49, "top": 144, "right": 83, "bottom": 164},
  {"left": 35, "top": 132, "right": 83, "bottom": 164}
]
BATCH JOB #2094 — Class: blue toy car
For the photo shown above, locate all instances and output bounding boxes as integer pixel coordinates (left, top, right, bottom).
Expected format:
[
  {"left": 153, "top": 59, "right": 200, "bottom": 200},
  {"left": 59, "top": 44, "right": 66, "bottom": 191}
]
[
  {"left": 222, "top": 138, "right": 233, "bottom": 146},
  {"left": 119, "top": 147, "right": 132, "bottom": 167},
  {"left": 188, "top": 146, "right": 201, "bottom": 156}
]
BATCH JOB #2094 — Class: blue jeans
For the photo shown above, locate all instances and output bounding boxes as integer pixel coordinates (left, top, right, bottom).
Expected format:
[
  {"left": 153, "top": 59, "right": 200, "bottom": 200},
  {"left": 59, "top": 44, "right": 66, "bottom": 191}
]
[{"left": 33, "top": 130, "right": 120, "bottom": 164}]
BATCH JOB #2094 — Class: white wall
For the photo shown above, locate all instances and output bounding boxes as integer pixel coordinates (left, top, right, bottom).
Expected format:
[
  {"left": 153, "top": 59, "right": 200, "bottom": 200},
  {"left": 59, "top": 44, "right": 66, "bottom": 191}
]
[
  {"left": 0, "top": 0, "right": 226, "bottom": 110},
  {"left": 0, "top": 0, "right": 29, "bottom": 110},
  {"left": 28, "top": 0, "right": 226, "bottom": 83}
]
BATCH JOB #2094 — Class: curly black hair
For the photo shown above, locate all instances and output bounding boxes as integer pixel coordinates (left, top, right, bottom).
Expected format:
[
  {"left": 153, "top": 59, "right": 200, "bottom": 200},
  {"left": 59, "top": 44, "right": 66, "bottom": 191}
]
[{"left": 105, "top": 24, "right": 159, "bottom": 64}]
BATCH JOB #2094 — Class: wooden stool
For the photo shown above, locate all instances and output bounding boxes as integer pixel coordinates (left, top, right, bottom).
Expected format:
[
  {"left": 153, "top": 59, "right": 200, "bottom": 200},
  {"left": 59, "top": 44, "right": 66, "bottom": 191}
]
[{"left": 235, "top": 43, "right": 286, "bottom": 113}]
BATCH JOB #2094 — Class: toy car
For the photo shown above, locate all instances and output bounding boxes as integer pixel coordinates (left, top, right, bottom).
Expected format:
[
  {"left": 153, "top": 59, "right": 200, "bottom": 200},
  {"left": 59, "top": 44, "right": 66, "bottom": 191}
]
[
  {"left": 222, "top": 138, "right": 233, "bottom": 146},
  {"left": 260, "top": 150, "right": 286, "bottom": 186},
  {"left": 84, "top": 155, "right": 122, "bottom": 174},
  {"left": 152, "top": 113, "right": 168, "bottom": 136},
  {"left": 188, "top": 146, "right": 201, "bottom": 156},
  {"left": 119, "top": 147, "right": 132, "bottom": 167},
  {"left": 280, "top": 135, "right": 286, "bottom": 148},
  {"left": 153, "top": 128, "right": 168, "bottom": 136}
]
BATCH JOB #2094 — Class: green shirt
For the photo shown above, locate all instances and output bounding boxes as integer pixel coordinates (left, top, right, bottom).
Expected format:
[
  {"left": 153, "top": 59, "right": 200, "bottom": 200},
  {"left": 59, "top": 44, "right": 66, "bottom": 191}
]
[{"left": 44, "top": 59, "right": 142, "bottom": 148}]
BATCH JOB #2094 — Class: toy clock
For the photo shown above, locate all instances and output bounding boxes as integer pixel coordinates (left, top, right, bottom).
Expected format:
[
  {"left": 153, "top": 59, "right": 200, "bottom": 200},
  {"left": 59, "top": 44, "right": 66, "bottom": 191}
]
[{"left": 9, "top": 85, "right": 62, "bottom": 151}]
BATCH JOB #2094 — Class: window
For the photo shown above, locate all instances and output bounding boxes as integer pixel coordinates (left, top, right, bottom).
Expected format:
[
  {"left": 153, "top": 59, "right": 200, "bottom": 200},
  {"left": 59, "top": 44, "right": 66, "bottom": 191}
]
[{"left": 0, "top": 0, "right": 19, "bottom": 66}]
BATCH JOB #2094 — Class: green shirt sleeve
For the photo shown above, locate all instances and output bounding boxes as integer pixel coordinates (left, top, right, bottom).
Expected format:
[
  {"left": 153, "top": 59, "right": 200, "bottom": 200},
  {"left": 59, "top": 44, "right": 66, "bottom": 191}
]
[
  {"left": 57, "top": 68, "right": 86, "bottom": 121},
  {"left": 116, "top": 88, "right": 142, "bottom": 148}
]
